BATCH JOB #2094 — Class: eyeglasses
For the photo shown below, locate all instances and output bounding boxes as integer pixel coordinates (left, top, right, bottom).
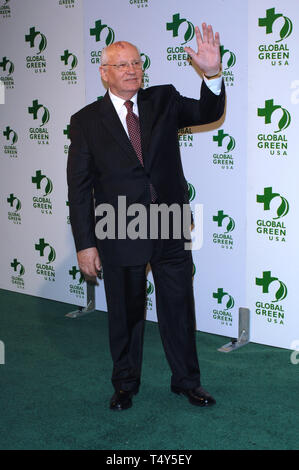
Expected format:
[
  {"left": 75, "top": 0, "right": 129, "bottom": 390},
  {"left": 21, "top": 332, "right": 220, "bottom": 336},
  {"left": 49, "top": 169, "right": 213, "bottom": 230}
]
[{"left": 102, "top": 60, "right": 144, "bottom": 71}]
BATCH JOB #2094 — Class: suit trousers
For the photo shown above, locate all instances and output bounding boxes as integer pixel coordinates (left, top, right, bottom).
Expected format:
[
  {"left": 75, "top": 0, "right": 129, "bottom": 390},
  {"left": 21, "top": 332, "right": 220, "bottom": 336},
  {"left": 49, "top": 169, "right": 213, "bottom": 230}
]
[{"left": 101, "top": 236, "right": 201, "bottom": 393}]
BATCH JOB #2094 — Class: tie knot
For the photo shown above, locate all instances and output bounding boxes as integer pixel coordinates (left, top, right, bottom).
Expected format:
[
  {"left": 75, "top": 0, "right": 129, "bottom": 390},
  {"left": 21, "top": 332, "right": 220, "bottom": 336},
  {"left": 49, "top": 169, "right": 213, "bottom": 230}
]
[{"left": 125, "top": 100, "right": 133, "bottom": 111}]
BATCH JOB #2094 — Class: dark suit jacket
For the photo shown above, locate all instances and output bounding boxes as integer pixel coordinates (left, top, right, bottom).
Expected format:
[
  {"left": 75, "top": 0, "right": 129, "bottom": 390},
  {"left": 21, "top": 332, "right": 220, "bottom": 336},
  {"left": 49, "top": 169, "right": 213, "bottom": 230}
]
[{"left": 67, "top": 80, "right": 225, "bottom": 265}]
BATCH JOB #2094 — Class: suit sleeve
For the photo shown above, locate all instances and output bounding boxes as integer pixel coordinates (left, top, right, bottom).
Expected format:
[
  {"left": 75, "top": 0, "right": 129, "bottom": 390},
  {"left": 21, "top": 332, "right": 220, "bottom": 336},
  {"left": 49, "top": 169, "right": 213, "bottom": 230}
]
[
  {"left": 67, "top": 114, "right": 97, "bottom": 252},
  {"left": 174, "top": 78, "right": 226, "bottom": 129}
]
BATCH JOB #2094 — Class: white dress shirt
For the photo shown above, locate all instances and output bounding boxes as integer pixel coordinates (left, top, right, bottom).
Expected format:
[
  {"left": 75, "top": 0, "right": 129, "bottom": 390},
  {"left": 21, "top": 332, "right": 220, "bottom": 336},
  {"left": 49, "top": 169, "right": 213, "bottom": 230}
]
[{"left": 108, "top": 90, "right": 139, "bottom": 137}]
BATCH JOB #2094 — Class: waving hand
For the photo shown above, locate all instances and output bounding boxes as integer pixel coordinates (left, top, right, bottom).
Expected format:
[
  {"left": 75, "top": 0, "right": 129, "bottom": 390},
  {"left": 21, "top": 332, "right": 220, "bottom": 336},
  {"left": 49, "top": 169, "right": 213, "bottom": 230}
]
[{"left": 184, "top": 23, "right": 221, "bottom": 77}]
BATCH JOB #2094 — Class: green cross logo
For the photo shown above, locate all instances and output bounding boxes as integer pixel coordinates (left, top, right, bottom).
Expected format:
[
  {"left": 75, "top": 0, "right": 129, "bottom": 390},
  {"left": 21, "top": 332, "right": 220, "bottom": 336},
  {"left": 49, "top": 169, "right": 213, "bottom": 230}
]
[
  {"left": 7, "top": 193, "right": 21, "bottom": 211},
  {"left": 258, "top": 8, "right": 293, "bottom": 43},
  {"left": 166, "top": 13, "right": 195, "bottom": 45},
  {"left": 60, "top": 50, "right": 78, "bottom": 70},
  {"left": 0, "top": 57, "right": 14, "bottom": 75},
  {"left": 10, "top": 258, "right": 25, "bottom": 276},
  {"left": 35, "top": 238, "right": 56, "bottom": 264},
  {"left": 213, "top": 129, "right": 235, "bottom": 153},
  {"left": 63, "top": 125, "right": 70, "bottom": 139},
  {"left": 256, "top": 271, "right": 287, "bottom": 302},
  {"left": 25, "top": 27, "right": 47, "bottom": 54},
  {"left": 90, "top": 19, "right": 115, "bottom": 45},
  {"left": 220, "top": 46, "right": 236, "bottom": 70},
  {"left": 187, "top": 182, "right": 196, "bottom": 202},
  {"left": 28, "top": 100, "right": 50, "bottom": 125},
  {"left": 69, "top": 266, "right": 84, "bottom": 284},
  {"left": 257, "top": 99, "right": 291, "bottom": 133},
  {"left": 32, "top": 170, "right": 53, "bottom": 196},
  {"left": 213, "top": 288, "right": 235, "bottom": 310},
  {"left": 213, "top": 210, "right": 235, "bottom": 233},
  {"left": 256, "top": 187, "right": 289, "bottom": 219},
  {"left": 3, "top": 126, "right": 18, "bottom": 144}
]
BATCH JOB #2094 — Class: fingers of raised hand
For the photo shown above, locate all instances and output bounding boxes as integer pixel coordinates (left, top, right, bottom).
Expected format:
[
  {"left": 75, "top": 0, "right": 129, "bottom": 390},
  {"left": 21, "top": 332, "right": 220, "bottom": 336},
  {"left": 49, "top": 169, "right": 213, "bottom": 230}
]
[
  {"left": 195, "top": 25, "right": 203, "bottom": 45},
  {"left": 214, "top": 31, "right": 220, "bottom": 47},
  {"left": 197, "top": 23, "right": 220, "bottom": 47}
]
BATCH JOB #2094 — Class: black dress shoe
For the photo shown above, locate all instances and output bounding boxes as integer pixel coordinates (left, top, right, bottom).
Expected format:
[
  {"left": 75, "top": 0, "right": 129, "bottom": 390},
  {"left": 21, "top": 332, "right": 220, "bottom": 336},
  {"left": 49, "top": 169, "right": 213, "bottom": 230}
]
[
  {"left": 109, "top": 390, "right": 135, "bottom": 411},
  {"left": 171, "top": 385, "right": 216, "bottom": 407}
]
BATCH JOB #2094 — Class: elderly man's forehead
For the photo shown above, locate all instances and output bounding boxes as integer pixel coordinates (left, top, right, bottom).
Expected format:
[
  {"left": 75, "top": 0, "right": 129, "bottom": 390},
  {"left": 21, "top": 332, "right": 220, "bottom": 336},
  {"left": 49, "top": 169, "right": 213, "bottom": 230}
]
[{"left": 105, "top": 41, "right": 140, "bottom": 58}]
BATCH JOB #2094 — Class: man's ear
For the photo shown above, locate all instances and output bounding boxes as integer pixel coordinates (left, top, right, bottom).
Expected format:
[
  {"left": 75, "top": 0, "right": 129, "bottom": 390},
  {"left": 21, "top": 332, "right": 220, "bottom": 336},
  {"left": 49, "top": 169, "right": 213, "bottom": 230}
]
[{"left": 99, "top": 66, "right": 107, "bottom": 82}]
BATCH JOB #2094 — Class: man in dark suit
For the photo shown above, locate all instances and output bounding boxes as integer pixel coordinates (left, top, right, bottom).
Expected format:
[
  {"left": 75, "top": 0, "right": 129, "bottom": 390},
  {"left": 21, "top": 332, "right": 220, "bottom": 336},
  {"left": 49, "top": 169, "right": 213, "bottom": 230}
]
[{"left": 67, "top": 23, "right": 225, "bottom": 410}]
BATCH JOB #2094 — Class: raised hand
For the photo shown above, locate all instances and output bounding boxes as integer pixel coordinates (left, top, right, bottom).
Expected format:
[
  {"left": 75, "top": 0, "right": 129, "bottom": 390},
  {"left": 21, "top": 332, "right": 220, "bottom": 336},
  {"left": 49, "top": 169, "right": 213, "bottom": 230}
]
[{"left": 184, "top": 23, "right": 221, "bottom": 77}]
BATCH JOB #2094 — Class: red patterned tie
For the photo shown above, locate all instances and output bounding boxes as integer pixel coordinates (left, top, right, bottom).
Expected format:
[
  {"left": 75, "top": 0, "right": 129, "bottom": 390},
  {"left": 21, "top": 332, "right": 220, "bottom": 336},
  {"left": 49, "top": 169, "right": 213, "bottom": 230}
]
[{"left": 125, "top": 100, "right": 157, "bottom": 202}]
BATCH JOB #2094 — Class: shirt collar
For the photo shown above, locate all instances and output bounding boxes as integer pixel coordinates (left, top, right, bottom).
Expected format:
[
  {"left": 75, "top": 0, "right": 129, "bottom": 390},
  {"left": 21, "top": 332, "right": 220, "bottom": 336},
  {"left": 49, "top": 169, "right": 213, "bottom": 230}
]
[{"left": 108, "top": 89, "right": 138, "bottom": 113}]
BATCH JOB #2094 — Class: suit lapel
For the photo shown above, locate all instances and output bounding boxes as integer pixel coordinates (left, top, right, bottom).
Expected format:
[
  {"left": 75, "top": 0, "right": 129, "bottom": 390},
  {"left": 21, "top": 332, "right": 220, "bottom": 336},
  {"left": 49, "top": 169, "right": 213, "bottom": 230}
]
[
  {"left": 138, "top": 89, "right": 154, "bottom": 171},
  {"left": 98, "top": 90, "right": 154, "bottom": 169},
  {"left": 98, "top": 92, "right": 138, "bottom": 165}
]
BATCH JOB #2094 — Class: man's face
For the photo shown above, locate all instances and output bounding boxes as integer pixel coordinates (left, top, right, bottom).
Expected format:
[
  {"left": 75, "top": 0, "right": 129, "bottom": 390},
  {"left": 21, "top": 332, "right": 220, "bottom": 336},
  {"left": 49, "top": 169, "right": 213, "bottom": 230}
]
[{"left": 100, "top": 43, "right": 143, "bottom": 99}]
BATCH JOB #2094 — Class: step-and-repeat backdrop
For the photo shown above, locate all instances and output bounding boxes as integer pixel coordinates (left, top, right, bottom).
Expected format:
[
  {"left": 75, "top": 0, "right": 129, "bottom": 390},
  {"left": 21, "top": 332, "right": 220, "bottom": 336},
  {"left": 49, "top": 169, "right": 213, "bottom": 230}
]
[{"left": 0, "top": 0, "right": 298, "bottom": 350}]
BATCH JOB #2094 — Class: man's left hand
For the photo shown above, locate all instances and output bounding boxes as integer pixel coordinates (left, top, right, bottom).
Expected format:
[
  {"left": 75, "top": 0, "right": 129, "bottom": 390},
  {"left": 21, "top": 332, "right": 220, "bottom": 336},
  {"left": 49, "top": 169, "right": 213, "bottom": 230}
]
[{"left": 184, "top": 22, "right": 221, "bottom": 77}]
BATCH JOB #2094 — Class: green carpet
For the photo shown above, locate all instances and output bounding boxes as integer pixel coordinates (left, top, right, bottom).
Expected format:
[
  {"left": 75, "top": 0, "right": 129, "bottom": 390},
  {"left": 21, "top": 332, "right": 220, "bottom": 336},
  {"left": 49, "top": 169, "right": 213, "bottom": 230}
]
[{"left": 0, "top": 288, "right": 298, "bottom": 450}]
